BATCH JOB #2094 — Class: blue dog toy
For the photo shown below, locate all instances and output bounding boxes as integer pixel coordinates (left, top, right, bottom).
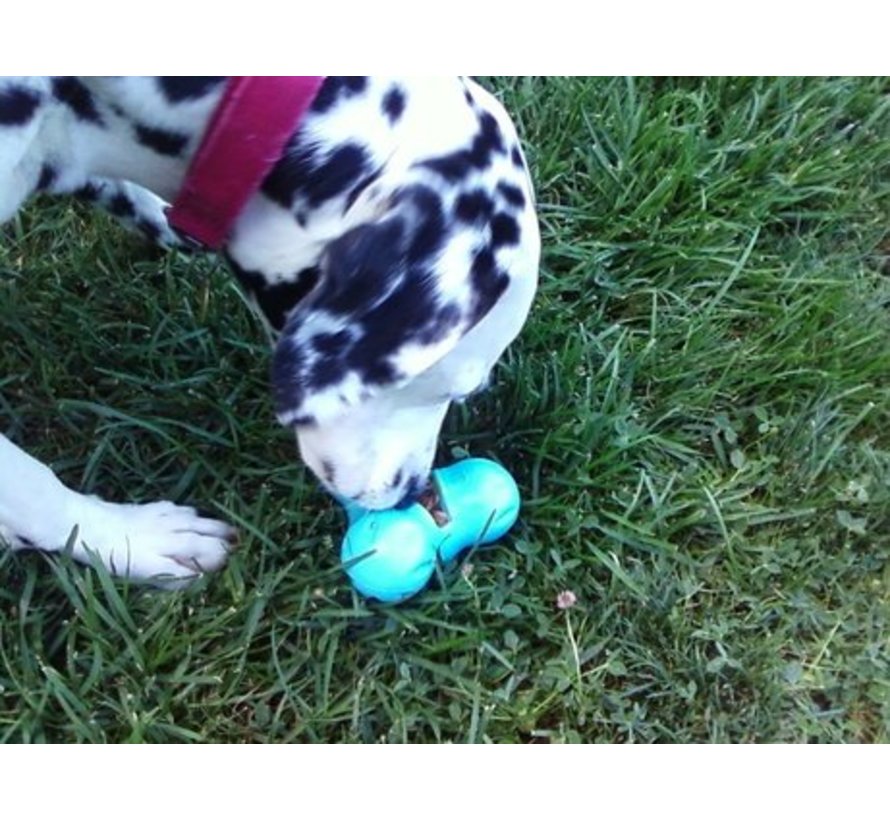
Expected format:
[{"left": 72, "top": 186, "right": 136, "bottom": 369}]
[{"left": 340, "top": 458, "right": 520, "bottom": 602}]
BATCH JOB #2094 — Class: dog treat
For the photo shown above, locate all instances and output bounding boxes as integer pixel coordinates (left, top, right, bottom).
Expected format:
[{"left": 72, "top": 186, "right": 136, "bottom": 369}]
[{"left": 418, "top": 483, "right": 450, "bottom": 527}]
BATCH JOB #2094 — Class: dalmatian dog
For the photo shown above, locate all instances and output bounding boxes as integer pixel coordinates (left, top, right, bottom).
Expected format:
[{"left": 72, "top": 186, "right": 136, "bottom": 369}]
[{"left": 0, "top": 77, "right": 540, "bottom": 587}]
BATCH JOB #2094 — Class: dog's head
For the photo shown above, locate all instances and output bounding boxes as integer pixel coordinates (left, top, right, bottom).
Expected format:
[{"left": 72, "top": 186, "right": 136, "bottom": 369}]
[{"left": 272, "top": 184, "right": 538, "bottom": 509}]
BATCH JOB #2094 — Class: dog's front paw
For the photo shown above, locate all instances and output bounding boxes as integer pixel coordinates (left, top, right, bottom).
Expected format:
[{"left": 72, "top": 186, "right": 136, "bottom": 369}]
[{"left": 69, "top": 497, "right": 237, "bottom": 588}]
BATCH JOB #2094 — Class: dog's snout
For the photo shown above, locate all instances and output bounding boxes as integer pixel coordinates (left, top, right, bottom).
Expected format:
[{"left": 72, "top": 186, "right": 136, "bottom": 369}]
[
  {"left": 295, "top": 400, "right": 448, "bottom": 510},
  {"left": 312, "top": 456, "right": 430, "bottom": 510}
]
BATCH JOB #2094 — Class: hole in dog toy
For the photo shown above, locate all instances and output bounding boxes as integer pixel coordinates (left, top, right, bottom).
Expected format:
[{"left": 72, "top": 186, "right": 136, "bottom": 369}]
[{"left": 418, "top": 480, "right": 450, "bottom": 527}]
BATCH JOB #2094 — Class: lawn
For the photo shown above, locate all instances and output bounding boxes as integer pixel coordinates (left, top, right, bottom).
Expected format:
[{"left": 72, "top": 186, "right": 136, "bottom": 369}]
[{"left": 0, "top": 77, "right": 888, "bottom": 742}]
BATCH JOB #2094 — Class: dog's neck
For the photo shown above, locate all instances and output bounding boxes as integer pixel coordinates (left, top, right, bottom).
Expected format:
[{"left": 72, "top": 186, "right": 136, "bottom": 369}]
[
  {"left": 76, "top": 127, "right": 196, "bottom": 204},
  {"left": 8, "top": 78, "right": 224, "bottom": 212},
  {"left": 69, "top": 78, "right": 225, "bottom": 202}
]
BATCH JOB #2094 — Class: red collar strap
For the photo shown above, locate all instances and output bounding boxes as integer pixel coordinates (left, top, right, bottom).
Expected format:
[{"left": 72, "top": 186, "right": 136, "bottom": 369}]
[{"left": 168, "top": 76, "right": 325, "bottom": 249}]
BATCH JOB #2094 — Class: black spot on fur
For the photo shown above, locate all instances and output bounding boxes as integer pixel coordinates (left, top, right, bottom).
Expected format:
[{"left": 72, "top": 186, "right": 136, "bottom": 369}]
[
  {"left": 382, "top": 86, "right": 406, "bottom": 124},
  {"left": 228, "top": 259, "right": 320, "bottom": 331},
  {"left": 399, "top": 186, "right": 448, "bottom": 265},
  {"left": 109, "top": 193, "right": 135, "bottom": 218},
  {"left": 321, "top": 460, "right": 336, "bottom": 484},
  {"left": 477, "top": 112, "right": 506, "bottom": 154},
  {"left": 309, "top": 83, "right": 338, "bottom": 114},
  {"left": 346, "top": 275, "right": 440, "bottom": 381},
  {"left": 273, "top": 340, "right": 309, "bottom": 419},
  {"left": 308, "top": 354, "right": 348, "bottom": 391},
  {"left": 419, "top": 151, "right": 473, "bottom": 183},
  {"left": 73, "top": 181, "right": 101, "bottom": 201},
  {"left": 0, "top": 86, "right": 41, "bottom": 126},
  {"left": 157, "top": 77, "right": 225, "bottom": 103},
  {"left": 134, "top": 123, "right": 189, "bottom": 157},
  {"left": 52, "top": 77, "right": 102, "bottom": 124},
  {"left": 471, "top": 246, "right": 496, "bottom": 281},
  {"left": 419, "top": 111, "right": 506, "bottom": 181},
  {"left": 305, "top": 144, "right": 370, "bottom": 207},
  {"left": 36, "top": 164, "right": 57, "bottom": 191},
  {"left": 311, "top": 77, "right": 369, "bottom": 113},
  {"left": 455, "top": 190, "right": 495, "bottom": 223},
  {"left": 469, "top": 246, "right": 509, "bottom": 325},
  {"left": 137, "top": 219, "right": 161, "bottom": 242},
  {"left": 491, "top": 213, "right": 520, "bottom": 248},
  {"left": 315, "top": 219, "right": 406, "bottom": 316},
  {"left": 497, "top": 181, "right": 526, "bottom": 209},
  {"left": 264, "top": 141, "right": 372, "bottom": 209},
  {"left": 312, "top": 330, "right": 352, "bottom": 357},
  {"left": 417, "top": 302, "right": 461, "bottom": 345},
  {"left": 511, "top": 146, "right": 525, "bottom": 169},
  {"left": 354, "top": 356, "right": 400, "bottom": 387}
]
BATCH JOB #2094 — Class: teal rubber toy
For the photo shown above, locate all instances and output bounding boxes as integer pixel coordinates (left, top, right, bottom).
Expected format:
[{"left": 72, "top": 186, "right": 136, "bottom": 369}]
[{"left": 340, "top": 458, "right": 520, "bottom": 602}]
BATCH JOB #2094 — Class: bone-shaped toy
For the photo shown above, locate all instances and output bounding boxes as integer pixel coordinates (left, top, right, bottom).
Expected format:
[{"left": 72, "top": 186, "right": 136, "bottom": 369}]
[{"left": 340, "top": 458, "right": 521, "bottom": 602}]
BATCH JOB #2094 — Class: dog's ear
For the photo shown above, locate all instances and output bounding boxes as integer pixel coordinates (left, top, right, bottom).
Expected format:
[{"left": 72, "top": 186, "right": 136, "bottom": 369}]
[
  {"left": 307, "top": 217, "right": 408, "bottom": 317},
  {"left": 272, "top": 199, "right": 472, "bottom": 427}
]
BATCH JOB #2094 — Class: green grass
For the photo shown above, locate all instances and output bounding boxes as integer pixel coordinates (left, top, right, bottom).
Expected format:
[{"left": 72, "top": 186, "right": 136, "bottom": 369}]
[{"left": 1, "top": 77, "right": 889, "bottom": 742}]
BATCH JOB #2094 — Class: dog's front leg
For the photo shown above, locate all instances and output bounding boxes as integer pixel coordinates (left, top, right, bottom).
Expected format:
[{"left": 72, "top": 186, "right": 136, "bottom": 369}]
[
  {"left": 75, "top": 178, "right": 200, "bottom": 252},
  {"left": 0, "top": 434, "right": 235, "bottom": 587}
]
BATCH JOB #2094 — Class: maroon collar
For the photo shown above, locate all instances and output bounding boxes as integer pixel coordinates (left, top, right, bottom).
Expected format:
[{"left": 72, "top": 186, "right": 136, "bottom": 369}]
[{"left": 167, "top": 76, "right": 325, "bottom": 249}]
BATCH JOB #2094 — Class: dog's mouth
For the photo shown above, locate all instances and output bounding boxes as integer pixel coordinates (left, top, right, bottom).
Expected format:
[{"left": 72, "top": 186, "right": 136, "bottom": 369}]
[{"left": 418, "top": 479, "right": 450, "bottom": 528}]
